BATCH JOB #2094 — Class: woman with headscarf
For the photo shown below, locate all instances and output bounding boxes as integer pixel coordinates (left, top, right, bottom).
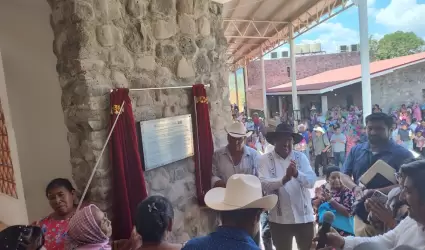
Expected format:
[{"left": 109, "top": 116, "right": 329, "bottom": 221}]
[
  {"left": 66, "top": 204, "right": 112, "bottom": 250},
  {"left": 0, "top": 225, "right": 44, "bottom": 250}
]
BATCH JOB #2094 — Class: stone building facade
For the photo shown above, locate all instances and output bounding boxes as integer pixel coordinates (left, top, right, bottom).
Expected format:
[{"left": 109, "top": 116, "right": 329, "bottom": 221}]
[
  {"left": 371, "top": 61, "right": 425, "bottom": 112},
  {"left": 46, "top": 0, "right": 230, "bottom": 241}
]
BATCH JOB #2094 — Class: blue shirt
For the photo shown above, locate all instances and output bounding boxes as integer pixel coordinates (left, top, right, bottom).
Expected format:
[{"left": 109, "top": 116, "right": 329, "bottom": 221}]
[
  {"left": 182, "top": 226, "right": 260, "bottom": 250},
  {"left": 343, "top": 140, "right": 413, "bottom": 185},
  {"left": 301, "top": 131, "right": 309, "bottom": 143}
]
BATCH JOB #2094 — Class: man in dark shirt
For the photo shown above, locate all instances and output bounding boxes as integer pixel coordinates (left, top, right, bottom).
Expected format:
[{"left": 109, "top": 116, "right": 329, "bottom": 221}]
[{"left": 340, "top": 113, "right": 413, "bottom": 235}]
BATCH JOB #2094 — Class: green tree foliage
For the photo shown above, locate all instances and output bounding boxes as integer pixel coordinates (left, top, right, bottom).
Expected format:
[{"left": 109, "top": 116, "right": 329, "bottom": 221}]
[{"left": 370, "top": 31, "right": 425, "bottom": 61}]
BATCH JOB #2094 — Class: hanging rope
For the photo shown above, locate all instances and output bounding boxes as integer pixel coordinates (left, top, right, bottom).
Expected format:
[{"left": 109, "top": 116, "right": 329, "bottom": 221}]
[{"left": 76, "top": 100, "right": 125, "bottom": 211}]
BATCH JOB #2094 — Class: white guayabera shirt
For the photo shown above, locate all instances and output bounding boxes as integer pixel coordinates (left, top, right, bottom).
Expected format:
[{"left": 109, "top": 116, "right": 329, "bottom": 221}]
[
  {"left": 258, "top": 150, "right": 316, "bottom": 224},
  {"left": 343, "top": 217, "right": 425, "bottom": 250}
]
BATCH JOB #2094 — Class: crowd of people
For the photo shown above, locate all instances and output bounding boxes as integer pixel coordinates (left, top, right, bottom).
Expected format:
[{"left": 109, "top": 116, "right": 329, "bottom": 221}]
[{"left": 2, "top": 109, "right": 425, "bottom": 250}]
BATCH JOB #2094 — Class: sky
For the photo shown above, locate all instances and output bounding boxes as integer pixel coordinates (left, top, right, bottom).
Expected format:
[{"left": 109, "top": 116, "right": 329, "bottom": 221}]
[{"left": 271, "top": 0, "right": 425, "bottom": 55}]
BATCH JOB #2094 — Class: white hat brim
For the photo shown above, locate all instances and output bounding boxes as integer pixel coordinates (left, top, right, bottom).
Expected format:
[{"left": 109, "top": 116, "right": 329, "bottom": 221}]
[
  {"left": 204, "top": 187, "right": 278, "bottom": 211},
  {"left": 225, "top": 129, "right": 253, "bottom": 138}
]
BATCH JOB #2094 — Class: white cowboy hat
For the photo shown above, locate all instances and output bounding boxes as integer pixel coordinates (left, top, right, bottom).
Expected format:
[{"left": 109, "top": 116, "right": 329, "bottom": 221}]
[
  {"left": 225, "top": 122, "right": 252, "bottom": 138},
  {"left": 313, "top": 127, "right": 325, "bottom": 134},
  {"left": 204, "top": 174, "right": 278, "bottom": 211}
]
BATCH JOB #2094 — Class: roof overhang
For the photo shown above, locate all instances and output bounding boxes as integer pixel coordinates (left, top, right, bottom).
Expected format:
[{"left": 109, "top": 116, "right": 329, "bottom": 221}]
[
  {"left": 267, "top": 57, "right": 425, "bottom": 95},
  {"left": 222, "top": 0, "right": 353, "bottom": 70}
]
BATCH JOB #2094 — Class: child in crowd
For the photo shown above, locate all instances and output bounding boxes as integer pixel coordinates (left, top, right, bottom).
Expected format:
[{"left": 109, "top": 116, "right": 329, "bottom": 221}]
[
  {"left": 414, "top": 131, "right": 425, "bottom": 155},
  {"left": 312, "top": 166, "right": 355, "bottom": 236}
]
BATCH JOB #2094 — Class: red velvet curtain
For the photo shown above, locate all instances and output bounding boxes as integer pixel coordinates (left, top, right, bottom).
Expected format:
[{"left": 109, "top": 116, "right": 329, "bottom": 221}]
[
  {"left": 110, "top": 89, "right": 148, "bottom": 240},
  {"left": 192, "top": 84, "right": 214, "bottom": 206}
]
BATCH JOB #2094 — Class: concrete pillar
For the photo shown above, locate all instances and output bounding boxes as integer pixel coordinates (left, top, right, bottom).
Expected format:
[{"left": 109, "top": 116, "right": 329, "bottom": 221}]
[
  {"left": 244, "top": 65, "right": 250, "bottom": 116},
  {"left": 260, "top": 48, "right": 268, "bottom": 126},
  {"left": 234, "top": 71, "right": 239, "bottom": 108},
  {"left": 279, "top": 96, "right": 283, "bottom": 116},
  {"left": 289, "top": 25, "right": 299, "bottom": 129},
  {"left": 321, "top": 95, "right": 328, "bottom": 115},
  {"left": 356, "top": 0, "right": 372, "bottom": 124}
]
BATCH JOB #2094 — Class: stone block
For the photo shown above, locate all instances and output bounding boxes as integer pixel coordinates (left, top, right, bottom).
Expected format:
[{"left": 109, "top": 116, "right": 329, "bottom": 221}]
[
  {"left": 135, "top": 56, "right": 156, "bottom": 71},
  {"left": 177, "top": 57, "right": 195, "bottom": 79},
  {"left": 126, "top": 0, "right": 148, "bottom": 18},
  {"left": 150, "top": 0, "right": 176, "bottom": 16},
  {"left": 96, "top": 25, "right": 114, "bottom": 47},
  {"left": 177, "top": 0, "right": 194, "bottom": 14},
  {"left": 197, "top": 16, "right": 211, "bottom": 36},
  {"left": 156, "top": 41, "right": 179, "bottom": 59},
  {"left": 131, "top": 73, "right": 156, "bottom": 88},
  {"left": 67, "top": 132, "right": 81, "bottom": 149},
  {"left": 133, "top": 105, "right": 156, "bottom": 121},
  {"left": 194, "top": 51, "right": 210, "bottom": 74},
  {"left": 178, "top": 36, "right": 197, "bottom": 58},
  {"left": 77, "top": 59, "right": 106, "bottom": 73},
  {"left": 178, "top": 14, "right": 196, "bottom": 35},
  {"left": 194, "top": 0, "right": 209, "bottom": 18},
  {"left": 72, "top": 0, "right": 95, "bottom": 22},
  {"left": 109, "top": 46, "right": 134, "bottom": 70},
  {"left": 124, "top": 23, "right": 153, "bottom": 53},
  {"left": 155, "top": 66, "right": 172, "bottom": 86},
  {"left": 149, "top": 167, "right": 171, "bottom": 191},
  {"left": 196, "top": 37, "right": 215, "bottom": 50},
  {"left": 134, "top": 91, "right": 154, "bottom": 106},
  {"left": 154, "top": 19, "right": 177, "bottom": 40},
  {"left": 111, "top": 71, "right": 129, "bottom": 88}
]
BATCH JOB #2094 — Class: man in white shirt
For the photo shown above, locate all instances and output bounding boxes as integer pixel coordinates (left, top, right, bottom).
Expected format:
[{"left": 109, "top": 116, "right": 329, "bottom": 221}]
[
  {"left": 258, "top": 123, "right": 317, "bottom": 250},
  {"left": 322, "top": 160, "right": 425, "bottom": 250}
]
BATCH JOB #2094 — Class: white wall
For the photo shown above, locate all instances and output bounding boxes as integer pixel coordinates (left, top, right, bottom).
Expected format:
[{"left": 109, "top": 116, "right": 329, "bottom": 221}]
[
  {"left": 0, "top": 52, "right": 28, "bottom": 225},
  {"left": 0, "top": 0, "right": 72, "bottom": 222}
]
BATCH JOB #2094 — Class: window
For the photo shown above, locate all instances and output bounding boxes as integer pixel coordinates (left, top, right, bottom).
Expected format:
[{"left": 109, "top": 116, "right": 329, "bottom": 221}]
[
  {"left": 271, "top": 52, "right": 278, "bottom": 58},
  {"left": 0, "top": 99, "right": 17, "bottom": 198},
  {"left": 281, "top": 51, "right": 289, "bottom": 57}
]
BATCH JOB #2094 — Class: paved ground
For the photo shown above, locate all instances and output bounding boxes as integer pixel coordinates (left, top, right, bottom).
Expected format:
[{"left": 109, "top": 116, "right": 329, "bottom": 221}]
[{"left": 262, "top": 177, "right": 326, "bottom": 250}]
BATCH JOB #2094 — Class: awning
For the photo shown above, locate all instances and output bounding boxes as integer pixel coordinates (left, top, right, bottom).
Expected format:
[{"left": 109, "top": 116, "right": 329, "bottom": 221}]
[{"left": 221, "top": 0, "right": 353, "bottom": 69}]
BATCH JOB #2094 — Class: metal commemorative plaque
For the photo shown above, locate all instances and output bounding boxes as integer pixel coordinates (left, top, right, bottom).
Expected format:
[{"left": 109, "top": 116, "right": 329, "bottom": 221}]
[{"left": 139, "top": 114, "right": 194, "bottom": 171}]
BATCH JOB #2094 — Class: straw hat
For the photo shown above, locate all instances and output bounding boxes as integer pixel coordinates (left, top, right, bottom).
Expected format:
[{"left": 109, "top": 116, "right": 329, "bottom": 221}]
[
  {"left": 204, "top": 174, "right": 277, "bottom": 211},
  {"left": 225, "top": 122, "right": 252, "bottom": 138},
  {"left": 313, "top": 127, "right": 326, "bottom": 134}
]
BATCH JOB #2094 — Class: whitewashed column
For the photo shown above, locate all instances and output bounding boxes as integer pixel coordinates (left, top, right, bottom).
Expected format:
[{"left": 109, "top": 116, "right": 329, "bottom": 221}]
[{"left": 355, "top": 0, "right": 371, "bottom": 124}]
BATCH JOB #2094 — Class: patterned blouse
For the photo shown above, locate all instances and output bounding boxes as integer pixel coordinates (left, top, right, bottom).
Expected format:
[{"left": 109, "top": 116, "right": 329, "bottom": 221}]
[
  {"left": 313, "top": 184, "right": 355, "bottom": 216},
  {"left": 35, "top": 215, "right": 71, "bottom": 250}
]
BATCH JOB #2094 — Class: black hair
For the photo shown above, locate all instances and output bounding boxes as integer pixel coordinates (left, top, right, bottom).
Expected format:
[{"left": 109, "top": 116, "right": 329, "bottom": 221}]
[
  {"left": 365, "top": 112, "right": 393, "bottom": 129},
  {"left": 135, "top": 195, "right": 174, "bottom": 243},
  {"left": 45, "top": 178, "right": 75, "bottom": 197},
  {"left": 400, "top": 160, "right": 425, "bottom": 202},
  {"left": 333, "top": 123, "right": 340, "bottom": 129},
  {"left": 220, "top": 208, "right": 262, "bottom": 226},
  {"left": 324, "top": 166, "right": 341, "bottom": 179},
  {"left": 412, "top": 118, "right": 418, "bottom": 123},
  {"left": 0, "top": 225, "right": 44, "bottom": 250}
]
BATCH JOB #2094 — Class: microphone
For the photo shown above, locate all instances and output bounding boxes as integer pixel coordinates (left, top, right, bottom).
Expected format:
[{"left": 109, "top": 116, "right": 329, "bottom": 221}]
[{"left": 316, "top": 211, "right": 335, "bottom": 249}]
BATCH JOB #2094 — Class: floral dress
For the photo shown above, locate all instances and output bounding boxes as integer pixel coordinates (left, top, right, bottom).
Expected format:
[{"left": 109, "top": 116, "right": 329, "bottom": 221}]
[
  {"left": 35, "top": 215, "right": 71, "bottom": 250},
  {"left": 312, "top": 184, "right": 355, "bottom": 236}
]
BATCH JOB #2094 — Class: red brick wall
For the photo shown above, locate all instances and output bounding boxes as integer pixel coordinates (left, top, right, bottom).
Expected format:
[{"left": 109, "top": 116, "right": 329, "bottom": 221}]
[{"left": 247, "top": 52, "right": 360, "bottom": 110}]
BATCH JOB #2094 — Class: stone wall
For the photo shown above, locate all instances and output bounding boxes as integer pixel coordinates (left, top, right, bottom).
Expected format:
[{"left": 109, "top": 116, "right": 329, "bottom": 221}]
[
  {"left": 247, "top": 52, "right": 360, "bottom": 110},
  {"left": 47, "top": 0, "right": 230, "bottom": 241},
  {"left": 372, "top": 62, "right": 425, "bottom": 112}
]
